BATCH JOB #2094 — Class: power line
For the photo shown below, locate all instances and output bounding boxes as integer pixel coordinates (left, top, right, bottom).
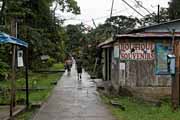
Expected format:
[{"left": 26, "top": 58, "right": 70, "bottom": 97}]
[
  {"left": 121, "top": 0, "right": 145, "bottom": 18},
  {"left": 63, "top": 0, "right": 149, "bottom": 25},
  {"left": 133, "top": 0, "right": 154, "bottom": 16},
  {"left": 64, "top": 7, "right": 137, "bottom": 23},
  {"left": 113, "top": 7, "right": 131, "bottom": 15}
]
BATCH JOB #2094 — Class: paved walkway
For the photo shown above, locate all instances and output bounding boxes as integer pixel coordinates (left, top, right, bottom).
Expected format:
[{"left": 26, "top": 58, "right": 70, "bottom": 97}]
[
  {"left": 33, "top": 64, "right": 116, "bottom": 120},
  {"left": 0, "top": 106, "right": 25, "bottom": 120}
]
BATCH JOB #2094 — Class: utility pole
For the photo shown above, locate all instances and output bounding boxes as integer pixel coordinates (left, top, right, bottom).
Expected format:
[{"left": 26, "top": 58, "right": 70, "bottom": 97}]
[
  {"left": 110, "top": 0, "right": 115, "bottom": 17},
  {"left": 157, "top": 4, "right": 160, "bottom": 23},
  {"left": 10, "top": 18, "right": 17, "bottom": 119},
  {"left": 91, "top": 18, "right": 98, "bottom": 76},
  {"left": 110, "top": 0, "right": 115, "bottom": 36},
  {"left": 92, "top": 18, "right": 97, "bottom": 28},
  {"left": 25, "top": 47, "right": 29, "bottom": 108},
  {"left": 171, "top": 29, "right": 180, "bottom": 110}
]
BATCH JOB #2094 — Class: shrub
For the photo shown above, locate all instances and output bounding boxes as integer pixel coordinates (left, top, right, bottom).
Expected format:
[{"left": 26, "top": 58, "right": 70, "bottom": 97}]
[
  {"left": 47, "top": 58, "right": 56, "bottom": 67},
  {"left": 0, "top": 59, "right": 9, "bottom": 80}
]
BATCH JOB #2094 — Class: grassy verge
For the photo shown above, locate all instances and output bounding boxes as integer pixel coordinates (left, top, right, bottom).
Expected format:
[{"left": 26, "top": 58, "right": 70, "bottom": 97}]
[
  {"left": 0, "top": 63, "right": 64, "bottom": 119},
  {"left": 16, "top": 108, "right": 38, "bottom": 120},
  {"left": 16, "top": 72, "right": 60, "bottom": 102},
  {"left": 51, "top": 63, "right": 64, "bottom": 71},
  {"left": 100, "top": 95, "right": 180, "bottom": 120}
]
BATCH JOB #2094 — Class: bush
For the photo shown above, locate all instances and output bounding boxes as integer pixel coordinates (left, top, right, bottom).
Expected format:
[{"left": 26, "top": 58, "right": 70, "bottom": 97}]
[
  {"left": 0, "top": 60, "right": 9, "bottom": 80},
  {"left": 47, "top": 58, "right": 56, "bottom": 67},
  {"left": 31, "top": 57, "right": 56, "bottom": 70}
]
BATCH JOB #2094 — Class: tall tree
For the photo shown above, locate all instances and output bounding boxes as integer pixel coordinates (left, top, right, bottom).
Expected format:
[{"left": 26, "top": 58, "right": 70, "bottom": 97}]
[
  {"left": 65, "top": 24, "right": 84, "bottom": 54},
  {"left": 0, "top": 0, "right": 80, "bottom": 69},
  {"left": 168, "top": 0, "right": 180, "bottom": 20},
  {"left": 105, "top": 15, "right": 140, "bottom": 34}
]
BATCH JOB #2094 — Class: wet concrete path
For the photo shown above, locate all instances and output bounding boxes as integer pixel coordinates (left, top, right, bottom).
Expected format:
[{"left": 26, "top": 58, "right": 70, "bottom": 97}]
[{"left": 33, "top": 64, "right": 116, "bottom": 120}]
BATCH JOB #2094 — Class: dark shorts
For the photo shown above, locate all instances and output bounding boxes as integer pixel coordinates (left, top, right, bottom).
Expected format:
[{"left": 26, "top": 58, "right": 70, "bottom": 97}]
[{"left": 77, "top": 67, "right": 82, "bottom": 73}]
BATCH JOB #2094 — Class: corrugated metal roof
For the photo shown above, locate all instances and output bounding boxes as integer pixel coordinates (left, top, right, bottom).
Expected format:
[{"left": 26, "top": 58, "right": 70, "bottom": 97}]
[
  {"left": 129, "top": 19, "right": 180, "bottom": 33},
  {"left": 116, "top": 33, "right": 180, "bottom": 38},
  {"left": 98, "top": 38, "right": 114, "bottom": 48},
  {"left": 98, "top": 33, "right": 180, "bottom": 48}
]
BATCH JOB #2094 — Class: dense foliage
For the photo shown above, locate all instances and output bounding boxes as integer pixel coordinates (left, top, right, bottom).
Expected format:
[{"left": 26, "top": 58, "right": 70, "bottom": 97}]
[
  {"left": 0, "top": 0, "right": 80, "bottom": 75},
  {"left": 65, "top": 24, "right": 85, "bottom": 54},
  {"left": 168, "top": 0, "right": 180, "bottom": 20},
  {"left": 106, "top": 15, "right": 140, "bottom": 34}
]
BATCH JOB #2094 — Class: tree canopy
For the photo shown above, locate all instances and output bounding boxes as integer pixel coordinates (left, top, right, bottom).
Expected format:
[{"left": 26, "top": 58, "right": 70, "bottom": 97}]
[
  {"left": 105, "top": 15, "right": 140, "bottom": 34},
  {"left": 168, "top": 0, "right": 180, "bottom": 20},
  {"left": 0, "top": 0, "right": 80, "bottom": 71}
]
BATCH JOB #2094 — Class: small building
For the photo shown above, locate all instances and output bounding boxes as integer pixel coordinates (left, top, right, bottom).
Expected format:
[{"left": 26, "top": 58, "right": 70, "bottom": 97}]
[{"left": 98, "top": 19, "right": 180, "bottom": 100}]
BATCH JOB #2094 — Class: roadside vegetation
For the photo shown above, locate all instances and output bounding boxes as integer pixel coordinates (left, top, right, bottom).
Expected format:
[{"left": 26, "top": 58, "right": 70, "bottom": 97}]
[
  {"left": 0, "top": 0, "right": 180, "bottom": 119},
  {"left": 101, "top": 95, "right": 180, "bottom": 120},
  {"left": 16, "top": 63, "right": 64, "bottom": 120},
  {"left": 0, "top": 63, "right": 64, "bottom": 119}
]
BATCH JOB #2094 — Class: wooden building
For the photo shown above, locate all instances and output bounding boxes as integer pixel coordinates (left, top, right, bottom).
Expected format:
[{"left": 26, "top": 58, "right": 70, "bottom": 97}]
[{"left": 98, "top": 19, "right": 180, "bottom": 100}]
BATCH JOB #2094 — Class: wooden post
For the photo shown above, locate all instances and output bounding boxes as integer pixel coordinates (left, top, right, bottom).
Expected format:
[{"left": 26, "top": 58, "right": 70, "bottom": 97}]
[
  {"left": 10, "top": 44, "right": 16, "bottom": 119},
  {"left": 172, "top": 35, "right": 180, "bottom": 110},
  {"left": 25, "top": 48, "right": 29, "bottom": 108},
  {"left": 175, "top": 41, "right": 179, "bottom": 109},
  {"left": 10, "top": 17, "right": 16, "bottom": 119}
]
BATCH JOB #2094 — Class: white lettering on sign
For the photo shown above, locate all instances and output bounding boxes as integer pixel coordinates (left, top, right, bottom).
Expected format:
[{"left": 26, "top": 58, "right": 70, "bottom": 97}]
[{"left": 120, "top": 42, "right": 155, "bottom": 60}]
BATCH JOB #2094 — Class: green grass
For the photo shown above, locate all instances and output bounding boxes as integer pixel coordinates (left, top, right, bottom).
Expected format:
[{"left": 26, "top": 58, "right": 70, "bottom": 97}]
[
  {"left": 101, "top": 95, "right": 180, "bottom": 120},
  {"left": 0, "top": 63, "right": 64, "bottom": 119},
  {"left": 0, "top": 72, "right": 61, "bottom": 104},
  {"left": 16, "top": 108, "right": 37, "bottom": 120},
  {"left": 51, "top": 63, "right": 64, "bottom": 71},
  {"left": 16, "top": 64, "right": 64, "bottom": 120}
]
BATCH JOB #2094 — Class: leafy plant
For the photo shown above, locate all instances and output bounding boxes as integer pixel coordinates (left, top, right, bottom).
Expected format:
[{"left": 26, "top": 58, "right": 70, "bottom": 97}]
[{"left": 0, "top": 59, "right": 9, "bottom": 80}]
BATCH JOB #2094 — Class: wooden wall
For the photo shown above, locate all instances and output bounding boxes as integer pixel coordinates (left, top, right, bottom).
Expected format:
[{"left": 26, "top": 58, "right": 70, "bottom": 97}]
[{"left": 109, "top": 38, "right": 173, "bottom": 99}]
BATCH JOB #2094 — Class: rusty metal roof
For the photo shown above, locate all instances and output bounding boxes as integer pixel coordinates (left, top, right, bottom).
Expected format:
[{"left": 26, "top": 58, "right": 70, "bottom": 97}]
[
  {"left": 115, "top": 33, "right": 180, "bottom": 38},
  {"left": 98, "top": 38, "right": 114, "bottom": 48},
  {"left": 129, "top": 19, "right": 180, "bottom": 33},
  {"left": 98, "top": 33, "right": 180, "bottom": 48}
]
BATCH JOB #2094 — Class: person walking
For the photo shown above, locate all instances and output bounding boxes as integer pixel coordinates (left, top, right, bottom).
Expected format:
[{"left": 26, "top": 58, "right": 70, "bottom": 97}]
[
  {"left": 65, "top": 57, "right": 72, "bottom": 74},
  {"left": 76, "top": 56, "right": 82, "bottom": 80}
]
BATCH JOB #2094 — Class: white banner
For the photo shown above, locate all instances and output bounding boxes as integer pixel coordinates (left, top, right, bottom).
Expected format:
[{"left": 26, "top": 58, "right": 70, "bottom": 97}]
[{"left": 17, "top": 50, "right": 24, "bottom": 67}]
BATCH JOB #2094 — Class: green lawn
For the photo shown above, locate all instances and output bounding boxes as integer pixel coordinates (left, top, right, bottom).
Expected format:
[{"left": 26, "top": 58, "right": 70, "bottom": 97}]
[
  {"left": 15, "top": 72, "right": 60, "bottom": 103},
  {"left": 0, "top": 63, "right": 64, "bottom": 103},
  {"left": 51, "top": 63, "right": 64, "bottom": 71},
  {"left": 101, "top": 95, "right": 180, "bottom": 120},
  {"left": 16, "top": 108, "right": 37, "bottom": 120},
  {"left": 0, "top": 63, "right": 64, "bottom": 119}
]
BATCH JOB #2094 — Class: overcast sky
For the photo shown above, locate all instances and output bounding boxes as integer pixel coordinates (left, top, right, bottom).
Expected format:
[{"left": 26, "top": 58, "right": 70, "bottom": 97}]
[{"left": 56, "top": 0, "right": 170, "bottom": 27}]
